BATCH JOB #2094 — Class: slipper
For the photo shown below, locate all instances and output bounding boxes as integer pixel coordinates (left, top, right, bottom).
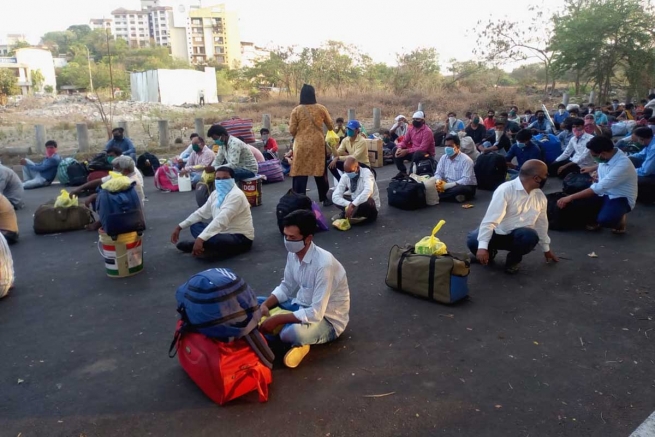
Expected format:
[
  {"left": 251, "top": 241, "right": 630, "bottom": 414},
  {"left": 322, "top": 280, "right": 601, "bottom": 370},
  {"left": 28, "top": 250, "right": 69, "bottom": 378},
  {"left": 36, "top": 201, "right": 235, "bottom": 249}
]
[{"left": 585, "top": 224, "right": 601, "bottom": 232}]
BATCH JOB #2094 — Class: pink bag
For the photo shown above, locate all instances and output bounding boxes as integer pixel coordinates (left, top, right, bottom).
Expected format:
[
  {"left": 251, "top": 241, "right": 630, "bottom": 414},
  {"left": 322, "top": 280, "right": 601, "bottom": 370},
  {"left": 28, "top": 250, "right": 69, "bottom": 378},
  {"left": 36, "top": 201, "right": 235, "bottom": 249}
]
[
  {"left": 154, "top": 165, "right": 179, "bottom": 192},
  {"left": 312, "top": 201, "right": 329, "bottom": 232},
  {"left": 219, "top": 118, "right": 256, "bottom": 144}
]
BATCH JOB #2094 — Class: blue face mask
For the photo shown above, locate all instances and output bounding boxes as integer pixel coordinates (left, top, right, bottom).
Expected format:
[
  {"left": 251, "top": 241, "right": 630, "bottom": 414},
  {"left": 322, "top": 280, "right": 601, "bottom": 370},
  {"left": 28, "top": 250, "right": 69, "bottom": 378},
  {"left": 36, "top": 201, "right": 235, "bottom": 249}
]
[
  {"left": 214, "top": 138, "right": 225, "bottom": 146},
  {"left": 214, "top": 178, "right": 235, "bottom": 207},
  {"left": 445, "top": 147, "right": 456, "bottom": 157},
  {"left": 517, "top": 142, "right": 526, "bottom": 149},
  {"left": 346, "top": 171, "right": 358, "bottom": 179},
  {"left": 346, "top": 128, "right": 356, "bottom": 138}
]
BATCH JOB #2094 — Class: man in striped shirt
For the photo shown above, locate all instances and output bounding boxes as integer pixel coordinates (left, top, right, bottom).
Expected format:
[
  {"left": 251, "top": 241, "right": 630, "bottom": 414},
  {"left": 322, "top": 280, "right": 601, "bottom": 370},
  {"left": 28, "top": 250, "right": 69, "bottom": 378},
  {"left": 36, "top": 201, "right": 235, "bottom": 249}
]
[{"left": 435, "top": 135, "right": 477, "bottom": 203}]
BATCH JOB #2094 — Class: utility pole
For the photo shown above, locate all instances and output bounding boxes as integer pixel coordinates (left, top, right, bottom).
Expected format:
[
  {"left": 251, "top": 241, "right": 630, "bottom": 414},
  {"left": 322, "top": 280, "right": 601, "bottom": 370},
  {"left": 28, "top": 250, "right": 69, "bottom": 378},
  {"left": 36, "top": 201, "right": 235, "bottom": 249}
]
[
  {"left": 85, "top": 46, "right": 94, "bottom": 93},
  {"left": 105, "top": 28, "right": 115, "bottom": 99}
]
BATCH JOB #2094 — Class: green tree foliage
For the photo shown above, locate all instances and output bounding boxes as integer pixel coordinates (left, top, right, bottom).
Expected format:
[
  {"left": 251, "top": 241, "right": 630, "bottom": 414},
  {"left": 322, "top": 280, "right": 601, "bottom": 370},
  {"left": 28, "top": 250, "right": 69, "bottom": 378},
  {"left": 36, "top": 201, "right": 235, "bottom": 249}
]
[
  {"left": 0, "top": 69, "right": 20, "bottom": 97},
  {"left": 8, "top": 41, "right": 31, "bottom": 56},
  {"left": 392, "top": 48, "right": 441, "bottom": 94},
  {"left": 31, "top": 69, "right": 45, "bottom": 92}
]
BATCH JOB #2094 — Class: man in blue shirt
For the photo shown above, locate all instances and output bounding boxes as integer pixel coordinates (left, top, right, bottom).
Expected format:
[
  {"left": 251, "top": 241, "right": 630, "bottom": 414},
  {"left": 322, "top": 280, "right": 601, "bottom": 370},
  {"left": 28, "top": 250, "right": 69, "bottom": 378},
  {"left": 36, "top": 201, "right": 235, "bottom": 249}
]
[
  {"left": 505, "top": 130, "right": 542, "bottom": 178},
  {"left": 105, "top": 127, "right": 136, "bottom": 162},
  {"left": 553, "top": 104, "right": 570, "bottom": 130},
  {"left": 558, "top": 136, "right": 637, "bottom": 234},
  {"left": 629, "top": 127, "right": 655, "bottom": 204},
  {"left": 528, "top": 110, "right": 553, "bottom": 134},
  {"left": 20, "top": 140, "right": 62, "bottom": 190}
]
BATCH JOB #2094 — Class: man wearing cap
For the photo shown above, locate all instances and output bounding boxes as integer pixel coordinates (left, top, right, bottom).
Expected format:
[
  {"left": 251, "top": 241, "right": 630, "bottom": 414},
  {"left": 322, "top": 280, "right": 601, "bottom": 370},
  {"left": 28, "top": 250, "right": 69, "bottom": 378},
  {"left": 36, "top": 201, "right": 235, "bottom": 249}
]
[
  {"left": 394, "top": 111, "right": 435, "bottom": 178},
  {"left": 328, "top": 120, "right": 372, "bottom": 181},
  {"left": 390, "top": 115, "right": 408, "bottom": 141},
  {"left": 105, "top": 127, "right": 137, "bottom": 162}
]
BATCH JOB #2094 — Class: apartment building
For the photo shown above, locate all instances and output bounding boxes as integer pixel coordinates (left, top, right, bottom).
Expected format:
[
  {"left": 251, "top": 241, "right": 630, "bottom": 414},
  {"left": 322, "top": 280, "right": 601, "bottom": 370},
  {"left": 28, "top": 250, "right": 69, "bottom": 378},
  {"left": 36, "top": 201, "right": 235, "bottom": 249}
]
[
  {"left": 240, "top": 42, "right": 269, "bottom": 68},
  {"left": 170, "top": 3, "right": 241, "bottom": 67},
  {"left": 111, "top": 8, "right": 150, "bottom": 48},
  {"left": 89, "top": 19, "right": 112, "bottom": 32},
  {"left": 149, "top": 6, "right": 172, "bottom": 47},
  {"left": 0, "top": 48, "right": 57, "bottom": 95}
]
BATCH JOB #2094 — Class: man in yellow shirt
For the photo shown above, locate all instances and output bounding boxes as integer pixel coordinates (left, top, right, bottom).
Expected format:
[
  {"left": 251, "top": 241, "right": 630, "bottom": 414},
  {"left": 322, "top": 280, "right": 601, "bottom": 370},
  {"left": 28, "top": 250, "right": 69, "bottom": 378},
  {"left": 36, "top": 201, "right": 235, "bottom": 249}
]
[{"left": 328, "top": 120, "right": 373, "bottom": 181}]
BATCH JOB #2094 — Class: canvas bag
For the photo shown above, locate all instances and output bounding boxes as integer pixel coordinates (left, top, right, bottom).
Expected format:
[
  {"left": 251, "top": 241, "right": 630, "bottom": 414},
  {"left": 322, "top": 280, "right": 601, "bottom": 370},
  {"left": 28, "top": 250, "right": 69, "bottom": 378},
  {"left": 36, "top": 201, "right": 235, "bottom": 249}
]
[
  {"left": 220, "top": 118, "right": 256, "bottom": 144},
  {"left": 33, "top": 201, "right": 94, "bottom": 235},
  {"left": 385, "top": 245, "right": 470, "bottom": 304}
]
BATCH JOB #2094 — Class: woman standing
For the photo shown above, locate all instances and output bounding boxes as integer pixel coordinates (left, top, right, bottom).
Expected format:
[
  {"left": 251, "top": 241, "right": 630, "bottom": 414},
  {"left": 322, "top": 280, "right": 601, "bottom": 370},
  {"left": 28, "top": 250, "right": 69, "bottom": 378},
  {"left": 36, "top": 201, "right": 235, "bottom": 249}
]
[{"left": 289, "top": 84, "right": 335, "bottom": 206}]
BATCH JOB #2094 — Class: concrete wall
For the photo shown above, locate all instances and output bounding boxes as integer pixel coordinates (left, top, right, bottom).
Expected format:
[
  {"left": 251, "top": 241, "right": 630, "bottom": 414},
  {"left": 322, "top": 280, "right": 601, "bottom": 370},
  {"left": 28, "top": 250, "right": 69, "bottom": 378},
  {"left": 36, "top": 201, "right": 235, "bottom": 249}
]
[{"left": 130, "top": 68, "right": 217, "bottom": 106}]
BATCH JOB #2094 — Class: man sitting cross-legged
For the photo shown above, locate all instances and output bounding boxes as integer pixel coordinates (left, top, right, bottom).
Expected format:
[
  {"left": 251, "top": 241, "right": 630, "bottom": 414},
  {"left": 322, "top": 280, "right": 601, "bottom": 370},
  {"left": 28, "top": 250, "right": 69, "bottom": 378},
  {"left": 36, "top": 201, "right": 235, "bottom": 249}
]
[
  {"left": 435, "top": 135, "right": 477, "bottom": 203},
  {"left": 331, "top": 157, "right": 380, "bottom": 225}
]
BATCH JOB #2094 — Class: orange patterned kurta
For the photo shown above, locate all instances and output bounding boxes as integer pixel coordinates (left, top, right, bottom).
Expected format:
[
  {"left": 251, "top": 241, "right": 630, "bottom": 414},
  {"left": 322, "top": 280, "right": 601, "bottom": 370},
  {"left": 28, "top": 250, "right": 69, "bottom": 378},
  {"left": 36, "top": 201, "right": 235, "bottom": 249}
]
[{"left": 289, "top": 103, "right": 334, "bottom": 177}]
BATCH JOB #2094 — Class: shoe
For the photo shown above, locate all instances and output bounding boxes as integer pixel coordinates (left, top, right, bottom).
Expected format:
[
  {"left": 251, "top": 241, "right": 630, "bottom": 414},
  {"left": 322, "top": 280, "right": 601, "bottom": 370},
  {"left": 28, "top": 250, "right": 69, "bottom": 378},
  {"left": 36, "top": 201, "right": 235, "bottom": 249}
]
[
  {"left": 455, "top": 194, "right": 466, "bottom": 203},
  {"left": 176, "top": 241, "right": 194, "bottom": 253},
  {"left": 504, "top": 264, "right": 520, "bottom": 275},
  {"left": 283, "top": 345, "right": 310, "bottom": 368},
  {"left": 322, "top": 199, "right": 333, "bottom": 207},
  {"left": 331, "top": 213, "right": 344, "bottom": 222},
  {"left": 349, "top": 216, "right": 367, "bottom": 225},
  {"left": 585, "top": 223, "right": 601, "bottom": 232},
  {"left": 489, "top": 249, "right": 498, "bottom": 262}
]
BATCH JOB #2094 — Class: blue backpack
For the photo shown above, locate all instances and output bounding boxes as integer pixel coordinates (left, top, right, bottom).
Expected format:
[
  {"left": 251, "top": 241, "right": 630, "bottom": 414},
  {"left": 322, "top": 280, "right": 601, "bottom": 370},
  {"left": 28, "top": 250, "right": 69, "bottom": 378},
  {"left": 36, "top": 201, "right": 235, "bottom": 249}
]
[
  {"left": 534, "top": 134, "right": 562, "bottom": 165},
  {"left": 96, "top": 182, "right": 145, "bottom": 238}
]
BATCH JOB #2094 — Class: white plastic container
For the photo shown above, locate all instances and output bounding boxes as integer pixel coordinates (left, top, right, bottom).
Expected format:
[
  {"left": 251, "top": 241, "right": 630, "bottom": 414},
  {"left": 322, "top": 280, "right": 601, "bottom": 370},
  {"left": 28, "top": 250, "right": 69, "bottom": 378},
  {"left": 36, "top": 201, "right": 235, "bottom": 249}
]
[{"left": 178, "top": 175, "right": 192, "bottom": 192}]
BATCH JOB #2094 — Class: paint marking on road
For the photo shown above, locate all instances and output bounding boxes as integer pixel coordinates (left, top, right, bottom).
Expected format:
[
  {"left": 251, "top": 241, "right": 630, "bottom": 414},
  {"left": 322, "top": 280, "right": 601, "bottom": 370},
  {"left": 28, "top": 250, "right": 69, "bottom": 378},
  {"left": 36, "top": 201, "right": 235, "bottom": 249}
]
[{"left": 631, "top": 411, "right": 655, "bottom": 437}]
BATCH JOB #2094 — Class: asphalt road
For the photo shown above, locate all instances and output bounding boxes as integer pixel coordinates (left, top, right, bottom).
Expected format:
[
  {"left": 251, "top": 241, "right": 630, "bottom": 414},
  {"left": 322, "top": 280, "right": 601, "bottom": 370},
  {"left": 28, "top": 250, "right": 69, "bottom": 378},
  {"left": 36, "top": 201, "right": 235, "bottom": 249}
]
[{"left": 1, "top": 161, "right": 654, "bottom": 437}]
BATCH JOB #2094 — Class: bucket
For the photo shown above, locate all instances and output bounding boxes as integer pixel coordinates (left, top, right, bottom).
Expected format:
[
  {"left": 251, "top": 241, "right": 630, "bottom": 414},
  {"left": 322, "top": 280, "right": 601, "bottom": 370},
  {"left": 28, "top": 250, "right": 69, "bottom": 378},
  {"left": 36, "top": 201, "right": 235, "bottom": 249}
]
[
  {"left": 98, "top": 231, "right": 144, "bottom": 278},
  {"left": 178, "top": 174, "right": 192, "bottom": 192},
  {"left": 238, "top": 176, "right": 262, "bottom": 207}
]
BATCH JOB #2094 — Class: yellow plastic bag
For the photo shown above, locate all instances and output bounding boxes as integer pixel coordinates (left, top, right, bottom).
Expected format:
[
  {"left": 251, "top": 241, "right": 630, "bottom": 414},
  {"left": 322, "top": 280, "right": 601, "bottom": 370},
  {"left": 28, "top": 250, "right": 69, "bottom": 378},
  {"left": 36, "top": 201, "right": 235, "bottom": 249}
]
[
  {"left": 101, "top": 171, "right": 132, "bottom": 192},
  {"left": 415, "top": 220, "right": 448, "bottom": 256},
  {"left": 54, "top": 189, "right": 79, "bottom": 208},
  {"left": 259, "top": 307, "right": 293, "bottom": 335},
  {"left": 325, "top": 130, "right": 340, "bottom": 148},
  {"left": 332, "top": 218, "right": 351, "bottom": 231},
  {"left": 201, "top": 170, "right": 215, "bottom": 185}
]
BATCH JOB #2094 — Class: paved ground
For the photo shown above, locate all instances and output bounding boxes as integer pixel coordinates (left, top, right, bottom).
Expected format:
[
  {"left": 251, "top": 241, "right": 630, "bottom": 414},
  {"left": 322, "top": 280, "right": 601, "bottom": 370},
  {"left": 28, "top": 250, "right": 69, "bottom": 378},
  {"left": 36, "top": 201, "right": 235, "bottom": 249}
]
[{"left": 1, "top": 161, "right": 654, "bottom": 437}]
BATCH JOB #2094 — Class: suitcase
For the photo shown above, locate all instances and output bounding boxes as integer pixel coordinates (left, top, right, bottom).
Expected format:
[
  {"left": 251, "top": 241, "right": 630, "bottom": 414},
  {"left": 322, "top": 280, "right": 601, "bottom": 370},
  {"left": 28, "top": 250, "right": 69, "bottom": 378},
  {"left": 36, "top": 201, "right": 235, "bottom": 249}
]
[
  {"left": 474, "top": 153, "right": 507, "bottom": 191},
  {"left": 96, "top": 184, "right": 146, "bottom": 238},
  {"left": 386, "top": 245, "right": 470, "bottom": 304},
  {"left": 174, "top": 322, "right": 272, "bottom": 405},
  {"left": 33, "top": 202, "right": 94, "bottom": 235},
  {"left": 387, "top": 178, "right": 427, "bottom": 210}
]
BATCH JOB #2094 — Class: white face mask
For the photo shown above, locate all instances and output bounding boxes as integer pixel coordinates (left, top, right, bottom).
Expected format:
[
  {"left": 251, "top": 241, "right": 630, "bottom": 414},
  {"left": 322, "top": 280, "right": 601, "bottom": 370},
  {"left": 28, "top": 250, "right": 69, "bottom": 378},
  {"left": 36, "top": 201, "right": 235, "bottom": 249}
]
[
  {"left": 262, "top": 134, "right": 269, "bottom": 142},
  {"left": 448, "top": 117, "right": 456, "bottom": 124},
  {"left": 284, "top": 237, "right": 306, "bottom": 254},
  {"left": 495, "top": 130, "right": 503, "bottom": 140},
  {"left": 559, "top": 109, "right": 565, "bottom": 114}
]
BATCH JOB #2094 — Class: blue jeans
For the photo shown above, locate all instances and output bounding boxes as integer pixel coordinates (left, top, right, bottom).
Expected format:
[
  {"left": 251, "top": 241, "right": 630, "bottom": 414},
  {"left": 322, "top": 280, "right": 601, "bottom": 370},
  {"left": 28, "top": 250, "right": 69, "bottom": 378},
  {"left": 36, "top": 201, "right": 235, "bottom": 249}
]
[
  {"left": 507, "top": 168, "right": 519, "bottom": 179},
  {"left": 233, "top": 167, "right": 256, "bottom": 182},
  {"left": 467, "top": 227, "right": 540, "bottom": 266},
  {"left": 190, "top": 172, "right": 202, "bottom": 185},
  {"left": 596, "top": 196, "right": 631, "bottom": 228},
  {"left": 22, "top": 159, "right": 49, "bottom": 189},
  {"left": 257, "top": 297, "right": 337, "bottom": 347}
]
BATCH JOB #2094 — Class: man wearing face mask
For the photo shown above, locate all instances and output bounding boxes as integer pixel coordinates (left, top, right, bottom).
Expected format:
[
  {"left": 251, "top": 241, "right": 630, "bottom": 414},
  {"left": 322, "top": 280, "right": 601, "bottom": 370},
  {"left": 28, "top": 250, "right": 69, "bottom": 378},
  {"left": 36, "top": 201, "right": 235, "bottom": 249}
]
[
  {"left": 435, "top": 135, "right": 477, "bottom": 203},
  {"left": 104, "top": 127, "right": 136, "bottom": 162},
  {"left": 258, "top": 210, "right": 350, "bottom": 368},
  {"left": 207, "top": 124, "right": 258, "bottom": 182},
  {"left": 328, "top": 120, "right": 371, "bottom": 181},
  {"left": 331, "top": 157, "right": 380, "bottom": 224},
  {"left": 181, "top": 136, "right": 215, "bottom": 186},
  {"left": 557, "top": 136, "right": 637, "bottom": 234},
  {"left": 626, "top": 127, "right": 655, "bottom": 204},
  {"left": 550, "top": 118, "right": 595, "bottom": 178},
  {"left": 260, "top": 128, "right": 278, "bottom": 160},
  {"left": 505, "top": 130, "right": 542, "bottom": 178},
  {"left": 467, "top": 160, "right": 559, "bottom": 274},
  {"left": 528, "top": 110, "right": 553, "bottom": 134},
  {"left": 480, "top": 120, "right": 511, "bottom": 156},
  {"left": 553, "top": 104, "right": 570, "bottom": 131},
  {"left": 446, "top": 112, "right": 465, "bottom": 135},
  {"left": 20, "top": 140, "right": 61, "bottom": 190},
  {"left": 394, "top": 111, "right": 436, "bottom": 178},
  {"left": 465, "top": 115, "right": 491, "bottom": 148},
  {"left": 171, "top": 166, "right": 254, "bottom": 258},
  {"left": 483, "top": 110, "right": 496, "bottom": 130}
]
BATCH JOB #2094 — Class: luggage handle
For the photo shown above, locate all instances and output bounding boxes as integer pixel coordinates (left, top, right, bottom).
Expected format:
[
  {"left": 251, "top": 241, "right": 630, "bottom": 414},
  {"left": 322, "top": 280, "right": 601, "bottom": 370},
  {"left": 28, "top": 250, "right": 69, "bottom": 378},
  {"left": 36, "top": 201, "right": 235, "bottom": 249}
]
[
  {"left": 97, "top": 239, "right": 131, "bottom": 260},
  {"left": 224, "top": 366, "right": 269, "bottom": 403}
]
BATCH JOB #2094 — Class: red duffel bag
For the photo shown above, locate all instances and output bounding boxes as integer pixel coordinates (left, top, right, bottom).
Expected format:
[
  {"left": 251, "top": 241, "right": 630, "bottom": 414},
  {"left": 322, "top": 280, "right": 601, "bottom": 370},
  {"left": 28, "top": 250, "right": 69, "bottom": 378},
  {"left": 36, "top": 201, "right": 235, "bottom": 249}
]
[{"left": 219, "top": 117, "right": 256, "bottom": 144}]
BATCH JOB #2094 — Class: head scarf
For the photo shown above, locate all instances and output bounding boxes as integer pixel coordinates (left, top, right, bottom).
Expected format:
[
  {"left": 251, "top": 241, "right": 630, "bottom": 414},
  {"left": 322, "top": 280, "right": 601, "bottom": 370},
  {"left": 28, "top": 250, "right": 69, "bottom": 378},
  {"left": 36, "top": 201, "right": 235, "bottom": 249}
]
[
  {"left": 299, "top": 84, "right": 317, "bottom": 105},
  {"left": 214, "top": 178, "right": 235, "bottom": 207}
]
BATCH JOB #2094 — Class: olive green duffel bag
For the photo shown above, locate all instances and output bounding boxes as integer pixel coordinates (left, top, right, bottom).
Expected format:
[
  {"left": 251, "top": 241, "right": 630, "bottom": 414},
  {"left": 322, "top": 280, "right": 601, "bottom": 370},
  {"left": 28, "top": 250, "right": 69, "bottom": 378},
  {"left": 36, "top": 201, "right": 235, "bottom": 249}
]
[{"left": 385, "top": 245, "right": 470, "bottom": 304}]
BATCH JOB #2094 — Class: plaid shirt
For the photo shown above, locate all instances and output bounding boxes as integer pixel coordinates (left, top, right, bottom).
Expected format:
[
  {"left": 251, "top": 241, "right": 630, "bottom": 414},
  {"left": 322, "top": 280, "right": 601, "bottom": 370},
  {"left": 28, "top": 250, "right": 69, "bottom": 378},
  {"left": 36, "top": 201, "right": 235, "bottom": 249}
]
[{"left": 435, "top": 152, "right": 477, "bottom": 186}]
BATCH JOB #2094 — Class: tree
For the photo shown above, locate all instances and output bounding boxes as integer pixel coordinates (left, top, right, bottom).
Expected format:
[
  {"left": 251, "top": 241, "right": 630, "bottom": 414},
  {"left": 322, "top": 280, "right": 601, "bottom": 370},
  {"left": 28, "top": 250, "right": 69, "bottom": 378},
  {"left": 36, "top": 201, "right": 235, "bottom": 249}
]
[
  {"left": 392, "top": 48, "right": 441, "bottom": 94},
  {"left": 67, "top": 25, "right": 92, "bottom": 40},
  {"left": 0, "top": 69, "right": 20, "bottom": 99},
  {"left": 41, "top": 30, "right": 77, "bottom": 56},
  {"left": 8, "top": 41, "right": 31, "bottom": 56},
  {"left": 31, "top": 69, "right": 45, "bottom": 92},
  {"left": 44, "top": 85, "right": 54, "bottom": 94},
  {"left": 475, "top": 7, "right": 555, "bottom": 93}
]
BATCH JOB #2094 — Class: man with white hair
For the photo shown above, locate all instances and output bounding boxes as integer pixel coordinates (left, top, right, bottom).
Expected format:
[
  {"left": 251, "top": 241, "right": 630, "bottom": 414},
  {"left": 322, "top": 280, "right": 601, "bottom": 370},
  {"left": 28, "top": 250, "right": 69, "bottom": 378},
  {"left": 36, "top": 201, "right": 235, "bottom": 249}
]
[{"left": 394, "top": 111, "right": 436, "bottom": 178}]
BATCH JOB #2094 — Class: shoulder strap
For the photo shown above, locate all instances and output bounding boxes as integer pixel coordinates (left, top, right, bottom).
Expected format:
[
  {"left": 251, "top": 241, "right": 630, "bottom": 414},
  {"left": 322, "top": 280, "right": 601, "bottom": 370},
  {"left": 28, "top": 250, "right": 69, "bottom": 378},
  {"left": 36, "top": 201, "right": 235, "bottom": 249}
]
[
  {"left": 396, "top": 247, "right": 413, "bottom": 291},
  {"left": 428, "top": 255, "right": 436, "bottom": 300}
]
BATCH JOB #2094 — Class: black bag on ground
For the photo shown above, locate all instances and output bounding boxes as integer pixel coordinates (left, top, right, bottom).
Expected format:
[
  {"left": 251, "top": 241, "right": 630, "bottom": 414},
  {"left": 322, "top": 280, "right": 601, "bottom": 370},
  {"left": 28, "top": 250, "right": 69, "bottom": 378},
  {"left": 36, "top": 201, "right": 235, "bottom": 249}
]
[
  {"left": 66, "top": 162, "right": 89, "bottom": 186},
  {"left": 474, "top": 153, "right": 507, "bottom": 191},
  {"left": 276, "top": 189, "right": 313, "bottom": 233},
  {"left": 546, "top": 192, "right": 596, "bottom": 231},
  {"left": 415, "top": 158, "right": 436, "bottom": 177},
  {"left": 137, "top": 152, "right": 161, "bottom": 177},
  {"left": 388, "top": 178, "right": 427, "bottom": 210},
  {"left": 562, "top": 172, "right": 593, "bottom": 195},
  {"left": 87, "top": 152, "right": 113, "bottom": 171}
]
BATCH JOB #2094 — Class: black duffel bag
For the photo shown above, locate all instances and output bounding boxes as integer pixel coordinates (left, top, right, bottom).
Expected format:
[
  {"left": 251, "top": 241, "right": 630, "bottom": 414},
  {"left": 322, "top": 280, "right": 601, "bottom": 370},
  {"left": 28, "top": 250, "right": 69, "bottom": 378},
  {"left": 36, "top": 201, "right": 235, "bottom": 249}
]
[
  {"left": 562, "top": 172, "right": 593, "bottom": 195},
  {"left": 546, "top": 191, "right": 598, "bottom": 231},
  {"left": 387, "top": 177, "right": 426, "bottom": 210}
]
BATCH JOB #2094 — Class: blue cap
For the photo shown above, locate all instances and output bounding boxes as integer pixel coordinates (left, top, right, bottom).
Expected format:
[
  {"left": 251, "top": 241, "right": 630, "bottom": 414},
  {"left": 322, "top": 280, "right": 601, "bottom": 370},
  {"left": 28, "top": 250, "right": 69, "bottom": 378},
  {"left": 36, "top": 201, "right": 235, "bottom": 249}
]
[{"left": 346, "top": 120, "right": 361, "bottom": 130}]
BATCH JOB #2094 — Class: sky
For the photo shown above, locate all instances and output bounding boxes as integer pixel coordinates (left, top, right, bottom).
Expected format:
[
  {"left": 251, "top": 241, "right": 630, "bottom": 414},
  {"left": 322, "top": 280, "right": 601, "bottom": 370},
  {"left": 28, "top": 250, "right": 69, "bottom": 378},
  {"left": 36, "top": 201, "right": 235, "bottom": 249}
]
[{"left": 1, "top": 0, "right": 567, "bottom": 68}]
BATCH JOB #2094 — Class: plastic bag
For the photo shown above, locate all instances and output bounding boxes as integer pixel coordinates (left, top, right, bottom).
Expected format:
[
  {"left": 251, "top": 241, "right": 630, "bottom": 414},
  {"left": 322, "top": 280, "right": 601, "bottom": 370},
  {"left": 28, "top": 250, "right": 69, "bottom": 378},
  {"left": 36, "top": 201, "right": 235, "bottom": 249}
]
[
  {"left": 0, "top": 233, "right": 14, "bottom": 299},
  {"left": 201, "top": 170, "right": 215, "bottom": 185},
  {"left": 101, "top": 171, "right": 132, "bottom": 192},
  {"left": 54, "top": 189, "right": 79, "bottom": 208},
  {"left": 259, "top": 307, "right": 292, "bottom": 335},
  {"left": 332, "top": 218, "right": 351, "bottom": 231},
  {"left": 415, "top": 220, "right": 448, "bottom": 256},
  {"left": 325, "top": 130, "right": 340, "bottom": 149}
]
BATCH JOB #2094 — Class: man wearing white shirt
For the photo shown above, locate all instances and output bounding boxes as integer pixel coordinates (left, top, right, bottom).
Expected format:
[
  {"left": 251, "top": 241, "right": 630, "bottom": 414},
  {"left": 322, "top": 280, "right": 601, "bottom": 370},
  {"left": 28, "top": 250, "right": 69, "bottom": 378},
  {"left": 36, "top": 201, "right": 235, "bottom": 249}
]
[
  {"left": 171, "top": 166, "right": 254, "bottom": 258},
  {"left": 259, "top": 210, "right": 350, "bottom": 368},
  {"left": 331, "top": 157, "right": 380, "bottom": 225},
  {"left": 467, "top": 160, "right": 559, "bottom": 274},
  {"left": 549, "top": 118, "right": 595, "bottom": 178},
  {"left": 436, "top": 135, "right": 477, "bottom": 203},
  {"left": 557, "top": 136, "right": 637, "bottom": 234}
]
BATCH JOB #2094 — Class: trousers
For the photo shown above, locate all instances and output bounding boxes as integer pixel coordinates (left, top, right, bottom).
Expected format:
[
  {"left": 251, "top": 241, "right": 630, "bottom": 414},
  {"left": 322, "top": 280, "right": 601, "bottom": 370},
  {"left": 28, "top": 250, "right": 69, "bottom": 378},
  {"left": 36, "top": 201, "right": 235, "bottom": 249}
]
[
  {"left": 336, "top": 197, "right": 378, "bottom": 224},
  {"left": 22, "top": 159, "right": 49, "bottom": 190},
  {"left": 573, "top": 195, "right": 632, "bottom": 228},
  {"left": 549, "top": 159, "right": 580, "bottom": 179},
  {"left": 467, "top": 227, "right": 540, "bottom": 266},
  {"left": 257, "top": 297, "right": 337, "bottom": 346},
  {"left": 439, "top": 185, "right": 476, "bottom": 202},
  {"left": 190, "top": 223, "right": 252, "bottom": 258},
  {"left": 292, "top": 170, "right": 330, "bottom": 202},
  {"left": 395, "top": 151, "right": 429, "bottom": 174}
]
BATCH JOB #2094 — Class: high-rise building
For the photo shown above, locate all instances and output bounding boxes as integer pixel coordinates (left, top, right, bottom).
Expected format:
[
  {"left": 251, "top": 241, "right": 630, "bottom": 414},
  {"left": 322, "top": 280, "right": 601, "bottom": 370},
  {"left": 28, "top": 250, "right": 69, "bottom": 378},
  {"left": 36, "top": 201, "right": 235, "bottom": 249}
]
[
  {"left": 169, "top": 3, "right": 241, "bottom": 67},
  {"left": 140, "top": 0, "right": 162, "bottom": 10},
  {"left": 148, "top": 6, "right": 172, "bottom": 47},
  {"left": 89, "top": 19, "right": 113, "bottom": 32},
  {"left": 111, "top": 8, "right": 150, "bottom": 48}
]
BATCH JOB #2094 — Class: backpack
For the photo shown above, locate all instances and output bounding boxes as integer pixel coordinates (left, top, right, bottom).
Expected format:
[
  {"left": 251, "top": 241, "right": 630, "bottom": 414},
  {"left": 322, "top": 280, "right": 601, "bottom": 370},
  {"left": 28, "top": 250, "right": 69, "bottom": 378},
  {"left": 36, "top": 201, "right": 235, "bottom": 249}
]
[
  {"left": 88, "top": 152, "right": 113, "bottom": 171},
  {"left": 66, "top": 162, "right": 89, "bottom": 187},
  {"left": 534, "top": 134, "right": 562, "bottom": 165},
  {"left": 257, "top": 159, "right": 284, "bottom": 184},
  {"left": 137, "top": 152, "right": 160, "bottom": 177},
  {"left": 414, "top": 158, "right": 436, "bottom": 177},
  {"left": 57, "top": 157, "right": 76, "bottom": 185},
  {"left": 562, "top": 172, "right": 593, "bottom": 195},
  {"left": 154, "top": 165, "right": 179, "bottom": 192},
  {"left": 219, "top": 118, "right": 256, "bottom": 144},
  {"left": 474, "top": 153, "right": 507, "bottom": 191},
  {"left": 276, "top": 189, "right": 312, "bottom": 233},
  {"left": 546, "top": 192, "right": 596, "bottom": 231},
  {"left": 96, "top": 183, "right": 146, "bottom": 238},
  {"left": 387, "top": 177, "right": 427, "bottom": 210}
]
